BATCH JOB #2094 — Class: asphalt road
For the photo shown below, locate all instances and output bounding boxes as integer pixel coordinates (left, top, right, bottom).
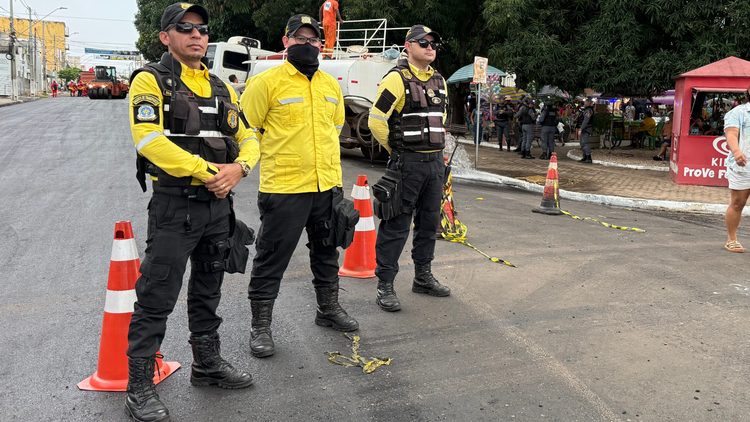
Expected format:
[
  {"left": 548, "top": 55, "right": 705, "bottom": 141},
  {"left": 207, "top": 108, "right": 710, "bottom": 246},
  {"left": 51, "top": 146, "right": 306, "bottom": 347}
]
[{"left": 2, "top": 96, "right": 750, "bottom": 421}]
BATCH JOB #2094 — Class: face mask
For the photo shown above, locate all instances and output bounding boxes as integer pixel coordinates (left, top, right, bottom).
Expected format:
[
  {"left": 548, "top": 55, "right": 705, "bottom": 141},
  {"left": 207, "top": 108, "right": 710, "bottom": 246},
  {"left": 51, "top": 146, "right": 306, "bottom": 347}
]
[{"left": 287, "top": 43, "right": 320, "bottom": 79}]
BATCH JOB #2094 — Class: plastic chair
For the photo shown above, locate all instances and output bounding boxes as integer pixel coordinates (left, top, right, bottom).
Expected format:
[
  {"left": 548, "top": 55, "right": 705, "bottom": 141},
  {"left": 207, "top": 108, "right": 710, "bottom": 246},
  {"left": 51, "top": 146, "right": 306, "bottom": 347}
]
[{"left": 643, "top": 121, "right": 666, "bottom": 150}]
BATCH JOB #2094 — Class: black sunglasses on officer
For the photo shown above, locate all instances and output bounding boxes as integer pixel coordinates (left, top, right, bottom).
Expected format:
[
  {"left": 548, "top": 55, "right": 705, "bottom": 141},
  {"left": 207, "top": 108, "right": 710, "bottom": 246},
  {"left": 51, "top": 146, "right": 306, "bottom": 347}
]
[
  {"left": 409, "top": 39, "right": 440, "bottom": 50},
  {"left": 167, "top": 22, "right": 210, "bottom": 35}
]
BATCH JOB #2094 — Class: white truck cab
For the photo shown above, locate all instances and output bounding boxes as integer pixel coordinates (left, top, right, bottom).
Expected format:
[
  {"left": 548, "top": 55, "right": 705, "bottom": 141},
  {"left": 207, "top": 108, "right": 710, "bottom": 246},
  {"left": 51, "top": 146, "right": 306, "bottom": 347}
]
[{"left": 205, "top": 37, "right": 276, "bottom": 83}]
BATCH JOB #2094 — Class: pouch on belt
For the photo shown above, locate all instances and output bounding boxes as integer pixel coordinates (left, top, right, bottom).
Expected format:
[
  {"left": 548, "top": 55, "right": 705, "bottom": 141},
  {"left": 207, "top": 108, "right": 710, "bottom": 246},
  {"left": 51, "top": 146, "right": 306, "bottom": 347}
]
[{"left": 373, "top": 169, "right": 403, "bottom": 221}]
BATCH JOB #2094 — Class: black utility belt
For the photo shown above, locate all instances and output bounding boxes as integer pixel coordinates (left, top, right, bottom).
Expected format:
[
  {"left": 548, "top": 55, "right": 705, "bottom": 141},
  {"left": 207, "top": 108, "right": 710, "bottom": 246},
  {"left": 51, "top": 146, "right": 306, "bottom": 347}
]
[
  {"left": 394, "top": 151, "right": 443, "bottom": 162},
  {"left": 151, "top": 182, "right": 218, "bottom": 201}
]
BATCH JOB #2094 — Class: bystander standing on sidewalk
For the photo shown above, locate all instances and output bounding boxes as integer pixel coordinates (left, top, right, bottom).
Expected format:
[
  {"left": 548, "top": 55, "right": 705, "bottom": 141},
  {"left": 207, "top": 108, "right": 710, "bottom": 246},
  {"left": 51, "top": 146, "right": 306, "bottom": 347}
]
[
  {"left": 723, "top": 87, "right": 750, "bottom": 252},
  {"left": 653, "top": 111, "right": 673, "bottom": 161}
]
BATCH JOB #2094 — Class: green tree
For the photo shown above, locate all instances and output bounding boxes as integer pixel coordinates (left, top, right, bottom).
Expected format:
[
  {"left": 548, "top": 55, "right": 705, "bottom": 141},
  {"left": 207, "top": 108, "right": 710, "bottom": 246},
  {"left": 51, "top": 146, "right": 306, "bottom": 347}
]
[
  {"left": 58, "top": 67, "right": 82, "bottom": 83},
  {"left": 484, "top": 0, "right": 750, "bottom": 96}
]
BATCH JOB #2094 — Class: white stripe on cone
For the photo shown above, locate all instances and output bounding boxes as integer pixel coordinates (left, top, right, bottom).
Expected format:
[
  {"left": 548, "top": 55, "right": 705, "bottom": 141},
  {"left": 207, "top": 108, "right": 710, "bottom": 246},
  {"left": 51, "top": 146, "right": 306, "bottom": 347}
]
[
  {"left": 103, "top": 289, "right": 138, "bottom": 314},
  {"left": 355, "top": 216, "right": 375, "bottom": 232},
  {"left": 351, "top": 185, "right": 370, "bottom": 200},
  {"left": 111, "top": 239, "right": 139, "bottom": 262}
]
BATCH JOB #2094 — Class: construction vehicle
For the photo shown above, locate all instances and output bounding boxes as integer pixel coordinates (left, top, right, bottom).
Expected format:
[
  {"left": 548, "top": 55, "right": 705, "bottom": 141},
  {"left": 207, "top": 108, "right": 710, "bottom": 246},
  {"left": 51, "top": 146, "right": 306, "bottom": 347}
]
[{"left": 87, "top": 66, "right": 128, "bottom": 99}]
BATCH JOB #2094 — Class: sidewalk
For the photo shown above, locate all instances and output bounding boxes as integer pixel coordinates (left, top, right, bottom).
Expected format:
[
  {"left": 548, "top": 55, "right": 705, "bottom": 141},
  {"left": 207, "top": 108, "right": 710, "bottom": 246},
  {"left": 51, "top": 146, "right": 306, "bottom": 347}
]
[
  {"left": 456, "top": 138, "right": 729, "bottom": 205},
  {"left": 0, "top": 96, "right": 41, "bottom": 108}
]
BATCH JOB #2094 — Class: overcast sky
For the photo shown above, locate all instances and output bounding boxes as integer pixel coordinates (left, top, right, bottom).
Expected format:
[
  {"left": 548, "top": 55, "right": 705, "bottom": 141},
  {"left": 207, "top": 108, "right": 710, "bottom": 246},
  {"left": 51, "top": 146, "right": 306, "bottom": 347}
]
[{"left": 1, "top": 0, "right": 140, "bottom": 73}]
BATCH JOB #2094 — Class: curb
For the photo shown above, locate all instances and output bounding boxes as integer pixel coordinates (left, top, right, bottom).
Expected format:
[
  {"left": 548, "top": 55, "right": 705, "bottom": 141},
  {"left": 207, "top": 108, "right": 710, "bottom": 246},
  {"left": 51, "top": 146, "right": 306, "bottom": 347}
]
[
  {"left": 0, "top": 97, "right": 41, "bottom": 108},
  {"left": 451, "top": 169, "right": 750, "bottom": 217},
  {"left": 566, "top": 150, "right": 669, "bottom": 172},
  {"left": 456, "top": 137, "right": 580, "bottom": 149}
]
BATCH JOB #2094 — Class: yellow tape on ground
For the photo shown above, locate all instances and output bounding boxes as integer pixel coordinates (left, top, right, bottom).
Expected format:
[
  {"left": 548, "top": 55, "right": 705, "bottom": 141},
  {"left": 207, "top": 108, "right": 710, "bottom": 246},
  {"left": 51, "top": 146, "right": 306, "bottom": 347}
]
[
  {"left": 560, "top": 210, "right": 646, "bottom": 232},
  {"left": 325, "top": 334, "right": 392, "bottom": 374}
]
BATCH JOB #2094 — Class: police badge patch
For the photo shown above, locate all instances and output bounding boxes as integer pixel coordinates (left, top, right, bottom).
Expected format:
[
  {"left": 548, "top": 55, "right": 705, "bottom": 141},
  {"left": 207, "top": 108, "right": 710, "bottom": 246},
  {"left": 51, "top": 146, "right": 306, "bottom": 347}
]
[
  {"left": 401, "top": 69, "right": 413, "bottom": 80},
  {"left": 133, "top": 104, "right": 160, "bottom": 125},
  {"left": 431, "top": 97, "right": 442, "bottom": 105},
  {"left": 227, "top": 109, "right": 238, "bottom": 129},
  {"left": 301, "top": 16, "right": 312, "bottom": 24}
]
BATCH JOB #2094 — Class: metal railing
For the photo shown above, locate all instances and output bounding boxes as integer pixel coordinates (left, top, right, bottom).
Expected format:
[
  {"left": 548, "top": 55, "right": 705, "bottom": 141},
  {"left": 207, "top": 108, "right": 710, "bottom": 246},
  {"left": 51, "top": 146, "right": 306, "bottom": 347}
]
[{"left": 327, "top": 18, "right": 409, "bottom": 59}]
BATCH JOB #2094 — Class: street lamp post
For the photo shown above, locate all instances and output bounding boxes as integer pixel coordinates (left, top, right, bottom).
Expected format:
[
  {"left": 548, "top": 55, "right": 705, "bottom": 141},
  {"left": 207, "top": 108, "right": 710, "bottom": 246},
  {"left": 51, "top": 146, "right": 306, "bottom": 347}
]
[{"left": 26, "top": 5, "right": 66, "bottom": 95}]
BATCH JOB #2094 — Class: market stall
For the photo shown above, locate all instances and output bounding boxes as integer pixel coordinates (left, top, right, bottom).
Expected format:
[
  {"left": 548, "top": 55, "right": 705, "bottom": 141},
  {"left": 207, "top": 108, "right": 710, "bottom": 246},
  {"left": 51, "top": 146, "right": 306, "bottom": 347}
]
[{"left": 670, "top": 57, "right": 750, "bottom": 186}]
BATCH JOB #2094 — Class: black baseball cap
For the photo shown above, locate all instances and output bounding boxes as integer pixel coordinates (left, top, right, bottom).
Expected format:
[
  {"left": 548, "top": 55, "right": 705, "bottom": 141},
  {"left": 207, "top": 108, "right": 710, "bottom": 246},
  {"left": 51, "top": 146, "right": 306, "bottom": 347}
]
[
  {"left": 285, "top": 14, "right": 321, "bottom": 38},
  {"left": 405, "top": 24, "right": 441, "bottom": 43},
  {"left": 161, "top": 3, "right": 209, "bottom": 31}
]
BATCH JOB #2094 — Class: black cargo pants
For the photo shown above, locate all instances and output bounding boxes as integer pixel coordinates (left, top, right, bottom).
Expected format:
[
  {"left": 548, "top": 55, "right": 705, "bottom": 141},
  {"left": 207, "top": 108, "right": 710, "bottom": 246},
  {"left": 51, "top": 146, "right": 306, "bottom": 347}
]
[
  {"left": 127, "top": 188, "right": 231, "bottom": 358},
  {"left": 248, "top": 189, "right": 339, "bottom": 300},
  {"left": 375, "top": 152, "right": 445, "bottom": 282}
]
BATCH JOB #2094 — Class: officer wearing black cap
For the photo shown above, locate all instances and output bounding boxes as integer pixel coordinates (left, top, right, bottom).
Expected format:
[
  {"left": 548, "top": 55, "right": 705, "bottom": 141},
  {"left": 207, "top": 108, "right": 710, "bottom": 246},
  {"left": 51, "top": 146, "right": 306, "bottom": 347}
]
[
  {"left": 126, "top": 3, "right": 258, "bottom": 421},
  {"left": 240, "top": 14, "right": 355, "bottom": 359},
  {"left": 577, "top": 98, "right": 595, "bottom": 163},
  {"left": 368, "top": 24, "right": 451, "bottom": 312}
]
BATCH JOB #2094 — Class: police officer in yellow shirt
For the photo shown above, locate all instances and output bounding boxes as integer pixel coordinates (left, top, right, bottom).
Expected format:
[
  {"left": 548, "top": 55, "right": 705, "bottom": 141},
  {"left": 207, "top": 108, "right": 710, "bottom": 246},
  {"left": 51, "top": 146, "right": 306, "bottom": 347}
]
[
  {"left": 126, "top": 3, "right": 258, "bottom": 421},
  {"left": 240, "top": 14, "right": 357, "bottom": 359},
  {"left": 368, "top": 25, "right": 451, "bottom": 312}
]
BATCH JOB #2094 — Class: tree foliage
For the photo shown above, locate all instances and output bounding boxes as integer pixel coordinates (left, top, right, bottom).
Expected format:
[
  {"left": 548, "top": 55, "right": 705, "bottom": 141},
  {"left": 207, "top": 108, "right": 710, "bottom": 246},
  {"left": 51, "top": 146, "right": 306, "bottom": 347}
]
[
  {"left": 133, "top": 0, "right": 750, "bottom": 96},
  {"left": 485, "top": 0, "right": 750, "bottom": 96},
  {"left": 58, "top": 67, "right": 82, "bottom": 83}
]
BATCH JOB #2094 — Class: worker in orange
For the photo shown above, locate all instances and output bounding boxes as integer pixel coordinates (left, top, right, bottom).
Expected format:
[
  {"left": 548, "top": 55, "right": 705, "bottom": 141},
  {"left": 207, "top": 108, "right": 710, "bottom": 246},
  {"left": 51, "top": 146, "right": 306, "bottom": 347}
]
[
  {"left": 319, "top": 0, "right": 344, "bottom": 58},
  {"left": 77, "top": 81, "right": 84, "bottom": 97}
]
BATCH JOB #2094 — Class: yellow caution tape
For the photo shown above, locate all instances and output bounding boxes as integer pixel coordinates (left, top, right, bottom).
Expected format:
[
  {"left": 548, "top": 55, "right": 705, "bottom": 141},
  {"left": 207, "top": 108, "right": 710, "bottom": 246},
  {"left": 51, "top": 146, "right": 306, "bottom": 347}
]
[
  {"left": 325, "top": 334, "right": 391, "bottom": 374},
  {"left": 560, "top": 210, "right": 646, "bottom": 232},
  {"left": 439, "top": 173, "right": 516, "bottom": 266}
]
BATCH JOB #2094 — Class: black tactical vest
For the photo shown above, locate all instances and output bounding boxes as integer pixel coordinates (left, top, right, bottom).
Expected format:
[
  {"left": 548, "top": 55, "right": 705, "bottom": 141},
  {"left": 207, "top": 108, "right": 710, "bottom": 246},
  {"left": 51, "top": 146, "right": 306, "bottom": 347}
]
[
  {"left": 131, "top": 53, "right": 241, "bottom": 188},
  {"left": 387, "top": 59, "right": 446, "bottom": 152},
  {"left": 580, "top": 106, "right": 595, "bottom": 130},
  {"left": 542, "top": 107, "right": 558, "bottom": 126},
  {"left": 520, "top": 105, "right": 535, "bottom": 125},
  {"left": 496, "top": 104, "right": 512, "bottom": 122}
]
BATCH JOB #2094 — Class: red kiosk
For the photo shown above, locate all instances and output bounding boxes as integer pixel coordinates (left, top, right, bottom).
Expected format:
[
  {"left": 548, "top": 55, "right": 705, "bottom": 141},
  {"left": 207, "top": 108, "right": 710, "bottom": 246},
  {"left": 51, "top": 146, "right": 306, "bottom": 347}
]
[{"left": 670, "top": 57, "right": 750, "bottom": 186}]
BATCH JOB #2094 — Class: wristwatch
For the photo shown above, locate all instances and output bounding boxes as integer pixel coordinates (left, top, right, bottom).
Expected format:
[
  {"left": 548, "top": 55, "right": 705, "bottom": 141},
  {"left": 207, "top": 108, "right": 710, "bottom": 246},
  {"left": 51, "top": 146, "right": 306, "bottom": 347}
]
[{"left": 237, "top": 161, "right": 251, "bottom": 177}]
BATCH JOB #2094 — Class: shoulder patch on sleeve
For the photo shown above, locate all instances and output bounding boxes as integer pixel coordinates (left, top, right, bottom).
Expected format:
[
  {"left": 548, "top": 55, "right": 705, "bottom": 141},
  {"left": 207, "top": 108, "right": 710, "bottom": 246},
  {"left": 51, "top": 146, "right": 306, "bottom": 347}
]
[
  {"left": 133, "top": 104, "right": 160, "bottom": 125},
  {"left": 132, "top": 93, "right": 161, "bottom": 106},
  {"left": 375, "top": 89, "right": 397, "bottom": 114}
]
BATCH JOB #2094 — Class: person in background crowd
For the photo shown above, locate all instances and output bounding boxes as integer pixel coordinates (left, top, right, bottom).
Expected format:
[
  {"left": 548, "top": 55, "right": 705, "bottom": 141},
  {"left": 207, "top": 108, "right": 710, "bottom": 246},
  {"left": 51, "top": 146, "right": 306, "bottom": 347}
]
[
  {"left": 493, "top": 95, "right": 514, "bottom": 151},
  {"left": 516, "top": 97, "right": 536, "bottom": 159},
  {"left": 51, "top": 80, "right": 58, "bottom": 97},
  {"left": 471, "top": 101, "right": 484, "bottom": 145},
  {"left": 512, "top": 101, "right": 523, "bottom": 151},
  {"left": 653, "top": 111, "right": 673, "bottom": 161},
  {"left": 538, "top": 101, "right": 557, "bottom": 159},
  {"left": 577, "top": 99, "right": 595, "bottom": 163},
  {"left": 630, "top": 110, "right": 656, "bottom": 148},
  {"left": 723, "top": 86, "right": 750, "bottom": 253},
  {"left": 227, "top": 74, "right": 245, "bottom": 96}
]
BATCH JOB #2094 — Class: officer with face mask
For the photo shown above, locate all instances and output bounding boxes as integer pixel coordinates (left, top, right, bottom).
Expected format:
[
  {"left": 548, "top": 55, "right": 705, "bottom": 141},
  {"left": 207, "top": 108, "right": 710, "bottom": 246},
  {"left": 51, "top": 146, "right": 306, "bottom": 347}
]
[
  {"left": 126, "top": 3, "right": 258, "bottom": 421},
  {"left": 516, "top": 97, "right": 537, "bottom": 159},
  {"left": 240, "top": 14, "right": 355, "bottom": 359}
]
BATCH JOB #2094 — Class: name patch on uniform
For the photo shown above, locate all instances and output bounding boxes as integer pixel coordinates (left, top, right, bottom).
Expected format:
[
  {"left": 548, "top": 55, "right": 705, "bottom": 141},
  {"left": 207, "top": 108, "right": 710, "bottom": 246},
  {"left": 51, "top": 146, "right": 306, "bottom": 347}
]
[
  {"left": 401, "top": 69, "right": 413, "bottom": 80},
  {"left": 132, "top": 94, "right": 160, "bottom": 106},
  {"left": 227, "top": 109, "right": 239, "bottom": 129}
]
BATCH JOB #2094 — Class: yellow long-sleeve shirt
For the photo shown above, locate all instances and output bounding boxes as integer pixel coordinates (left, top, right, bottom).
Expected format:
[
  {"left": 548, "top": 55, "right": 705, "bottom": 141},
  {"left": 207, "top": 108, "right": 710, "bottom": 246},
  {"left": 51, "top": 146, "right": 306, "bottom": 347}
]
[
  {"left": 240, "top": 61, "right": 345, "bottom": 194},
  {"left": 130, "top": 61, "right": 260, "bottom": 186},
  {"left": 368, "top": 61, "right": 449, "bottom": 153}
]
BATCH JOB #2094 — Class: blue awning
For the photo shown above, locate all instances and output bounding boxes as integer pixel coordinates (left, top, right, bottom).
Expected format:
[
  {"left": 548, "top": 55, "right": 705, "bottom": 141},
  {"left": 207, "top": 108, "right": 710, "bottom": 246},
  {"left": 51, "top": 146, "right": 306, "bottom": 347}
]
[{"left": 446, "top": 64, "right": 507, "bottom": 84}]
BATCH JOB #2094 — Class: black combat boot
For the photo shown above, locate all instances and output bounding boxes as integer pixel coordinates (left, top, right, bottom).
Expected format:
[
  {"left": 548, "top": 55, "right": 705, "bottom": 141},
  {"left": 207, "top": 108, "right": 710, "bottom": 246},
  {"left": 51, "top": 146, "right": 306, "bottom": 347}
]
[
  {"left": 376, "top": 279, "right": 401, "bottom": 312},
  {"left": 314, "top": 281, "right": 359, "bottom": 331},
  {"left": 250, "top": 299, "right": 275, "bottom": 358},
  {"left": 580, "top": 154, "right": 593, "bottom": 163},
  {"left": 125, "top": 355, "right": 170, "bottom": 422},
  {"left": 539, "top": 152, "right": 548, "bottom": 160},
  {"left": 188, "top": 331, "right": 253, "bottom": 389},
  {"left": 413, "top": 264, "right": 451, "bottom": 297}
]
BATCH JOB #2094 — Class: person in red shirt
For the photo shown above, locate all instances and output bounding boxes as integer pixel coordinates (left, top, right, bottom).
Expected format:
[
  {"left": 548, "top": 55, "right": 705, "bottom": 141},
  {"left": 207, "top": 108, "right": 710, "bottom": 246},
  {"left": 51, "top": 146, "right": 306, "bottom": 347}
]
[
  {"left": 77, "top": 82, "right": 84, "bottom": 97},
  {"left": 319, "top": 0, "right": 344, "bottom": 58},
  {"left": 51, "top": 80, "right": 58, "bottom": 97}
]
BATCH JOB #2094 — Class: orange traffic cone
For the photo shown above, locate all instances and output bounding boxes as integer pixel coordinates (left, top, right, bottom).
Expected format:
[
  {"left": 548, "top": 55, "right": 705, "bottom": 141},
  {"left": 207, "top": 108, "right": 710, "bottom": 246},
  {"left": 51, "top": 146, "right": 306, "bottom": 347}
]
[
  {"left": 78, "top": 221, "right": 180, "bottom": 392},
  {"left": 532, "top": 153, "right": 563, "bottom": 215},
  {"left": 339, "top": 175, "right": 377, "bottom": 278}
]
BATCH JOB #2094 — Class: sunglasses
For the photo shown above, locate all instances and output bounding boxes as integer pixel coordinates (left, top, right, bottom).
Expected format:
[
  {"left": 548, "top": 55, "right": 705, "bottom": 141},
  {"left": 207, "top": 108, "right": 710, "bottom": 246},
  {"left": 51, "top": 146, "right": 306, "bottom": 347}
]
[
  {"left": 168, "top": 22, "right": 210, "bottom": 35},
  {"left": 290, "top": 35, "right": 322, "bottom": 46},
  {"left": 409, "top": 39, "right": 440, "bottom": 50}
]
